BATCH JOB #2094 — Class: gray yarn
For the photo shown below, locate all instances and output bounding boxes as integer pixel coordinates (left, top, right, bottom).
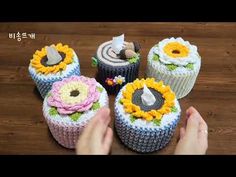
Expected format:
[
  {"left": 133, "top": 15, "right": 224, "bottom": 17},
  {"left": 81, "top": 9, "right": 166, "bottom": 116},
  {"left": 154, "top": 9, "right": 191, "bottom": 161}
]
[{"left": 132, "top": 88, "right": 164, "bottom": 112}]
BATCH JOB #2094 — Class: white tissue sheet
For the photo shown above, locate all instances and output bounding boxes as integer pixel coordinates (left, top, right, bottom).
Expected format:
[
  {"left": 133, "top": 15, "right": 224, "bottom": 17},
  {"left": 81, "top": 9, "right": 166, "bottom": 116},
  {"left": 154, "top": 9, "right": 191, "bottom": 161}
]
[
  {"left": 141, "top": 84, "right": 156, "bottom": 106},
  {"left": 46, "top": 45, "right": 63, "bottom": 65},
  {"left": 111, "top": 34, "right": 124, "bottom": 54}
]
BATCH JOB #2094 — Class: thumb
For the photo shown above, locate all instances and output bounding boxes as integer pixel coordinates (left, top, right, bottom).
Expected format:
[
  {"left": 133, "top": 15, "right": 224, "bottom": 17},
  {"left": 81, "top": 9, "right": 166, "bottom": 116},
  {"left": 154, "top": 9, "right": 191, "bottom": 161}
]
[{"left": 185, "top": 107, "right": 200, "bottom": 139}]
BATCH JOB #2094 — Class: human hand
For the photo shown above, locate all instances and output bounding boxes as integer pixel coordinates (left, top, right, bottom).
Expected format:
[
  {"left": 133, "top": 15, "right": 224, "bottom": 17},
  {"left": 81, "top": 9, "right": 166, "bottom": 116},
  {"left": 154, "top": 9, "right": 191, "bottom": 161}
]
[
  {"left": 174, "top": 106, "right": 208, "bottom": 155},
  {"left": 76, "top": 107, "right": 113, "bottom": 155}
]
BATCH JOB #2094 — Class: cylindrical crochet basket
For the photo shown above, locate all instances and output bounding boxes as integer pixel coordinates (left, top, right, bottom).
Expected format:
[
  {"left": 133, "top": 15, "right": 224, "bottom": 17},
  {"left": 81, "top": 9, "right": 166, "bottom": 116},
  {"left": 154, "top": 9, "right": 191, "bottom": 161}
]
[
  {"left": 146, "top": 37, "right": 201, "bottom": 99},
  {"left": 43, "top": 75, "right": 108, "bottom": 149},
  {"left": 93, "top": 40, "right": 140, "bottom": 94},
  {"left": 29, "top": 43, "right": 81, "bottom": 98},
  {"left": 114, "top": 78, "right": 181, "bottom": 153}
]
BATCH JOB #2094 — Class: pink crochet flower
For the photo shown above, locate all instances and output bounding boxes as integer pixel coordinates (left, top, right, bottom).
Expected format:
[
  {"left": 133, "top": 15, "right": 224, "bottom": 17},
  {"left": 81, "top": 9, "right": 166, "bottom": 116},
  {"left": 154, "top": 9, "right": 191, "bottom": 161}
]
[{"left": 47, "top": 75, "right": 100, "bottom": 115}]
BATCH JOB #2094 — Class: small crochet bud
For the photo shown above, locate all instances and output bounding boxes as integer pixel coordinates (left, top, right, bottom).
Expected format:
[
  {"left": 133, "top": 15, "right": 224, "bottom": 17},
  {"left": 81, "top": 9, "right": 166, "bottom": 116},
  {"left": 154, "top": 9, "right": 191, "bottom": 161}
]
[
  {"left": 125, "top": 42, "right": 141, "bottom": 53},
  {"left": 120, "top": 49, "right": 137, "bottom": 59}
]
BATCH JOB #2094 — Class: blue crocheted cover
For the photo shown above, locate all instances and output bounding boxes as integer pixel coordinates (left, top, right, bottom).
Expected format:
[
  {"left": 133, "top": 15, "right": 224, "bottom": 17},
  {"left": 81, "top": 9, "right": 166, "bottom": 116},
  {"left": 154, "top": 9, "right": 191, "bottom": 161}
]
[
  {"left": 114, "top": 96, "right": 181, "bottom": 153},
  {"left": 29, "top": 55, "right": 80, "bottom": 98}
]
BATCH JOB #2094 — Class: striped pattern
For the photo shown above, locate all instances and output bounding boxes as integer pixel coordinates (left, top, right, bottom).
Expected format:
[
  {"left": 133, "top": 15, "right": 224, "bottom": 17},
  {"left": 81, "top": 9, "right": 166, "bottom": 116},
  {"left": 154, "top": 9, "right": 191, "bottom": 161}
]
[
  {"left": 43, "top": 114, "right": 87, "bottom": 149},
  {"left": 115, "top": 100, "right": 180, "bottom": 153},
  {"left": 96, "top": 40, "right": 129, "bottom": 66},
  {"left": 42, "top": 84, "right": 109, "bottom": 149},
  {"left": 146, "top": 47, "right": 201, "bottom": 99},
  {"left": 29, "top": 52, "right": 81, "bottom": 98},
  {"left": 96, "top": 41, "right": 141, "bottom": 94},
  {"left": 97, "top": 58, "right": 140, "bottom": 94},
  {"left": 114, "top": 85, "right": 181, "bottom": 153}
]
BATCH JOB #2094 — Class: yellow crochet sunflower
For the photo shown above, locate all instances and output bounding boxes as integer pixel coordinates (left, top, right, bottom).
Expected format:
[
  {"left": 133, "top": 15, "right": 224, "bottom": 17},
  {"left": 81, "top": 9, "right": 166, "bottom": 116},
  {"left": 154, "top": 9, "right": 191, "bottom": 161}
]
[
  {"left": 120, "top": 78, "right": 176, "bottom": 121},
  {"left": 163, "top": 42, "right": 189, "bottom": 58},
  {"left": 30, "top": 43, "right": 74, "bottom": 75}
]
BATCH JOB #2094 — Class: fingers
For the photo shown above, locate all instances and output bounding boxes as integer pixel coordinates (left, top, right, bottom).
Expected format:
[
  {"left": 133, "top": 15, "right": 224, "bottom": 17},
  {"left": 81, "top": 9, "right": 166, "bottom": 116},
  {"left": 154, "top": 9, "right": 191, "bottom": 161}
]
[
  {"left": 186, "top": 106, "right": 199, "bottom": 119},
  {"left": 81, "top": 107, "right": 110, "bottom": 140},
  {"left": 180, "top": 127, "right": 186, "bottom": 139},
  {"left": 179, "top": 108, "right": 190, "bottom": 140},
  {"left": 185, "top": 106, "right": 200, "bottom": 139},
  {"left": 90, "top": 108, "right": 111, "bottom": 142},
  {"left": 102, "top": 127, "right": 113, "bottom": 154},
  {"left": 199, "top": 113, "right": 208, "bottom": 131},
  {"left": 198, "top": 112, "right": 208, "bottom": 151},
  {"left": 198, "top": 128, "right": 208, "bottom": 152},
  {"left": 175, "top": 106, "right": 208, "bottom": 155},
  {"left": 76, "top": 107, "right": 112, "bottom": 155},
  {"left": 183, "top": 106, "right": 193, "bottom": 128}
]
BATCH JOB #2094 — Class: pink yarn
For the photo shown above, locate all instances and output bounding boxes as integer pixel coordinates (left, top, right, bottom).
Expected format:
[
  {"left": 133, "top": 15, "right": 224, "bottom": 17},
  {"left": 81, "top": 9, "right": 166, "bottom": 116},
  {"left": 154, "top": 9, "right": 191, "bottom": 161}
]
[{"left": 47, "top": 75, "right": 100, "bottom": 115}]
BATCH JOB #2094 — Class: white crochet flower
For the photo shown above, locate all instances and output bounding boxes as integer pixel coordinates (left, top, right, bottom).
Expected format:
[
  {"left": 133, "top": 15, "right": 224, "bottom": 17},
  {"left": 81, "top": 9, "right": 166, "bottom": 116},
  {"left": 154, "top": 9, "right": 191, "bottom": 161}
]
[
  {"left": 154, "top": 37, "right": 200, "bottom": 66},
  {"left": 114, "top": 75, "right": 125, "bottom": 85}
]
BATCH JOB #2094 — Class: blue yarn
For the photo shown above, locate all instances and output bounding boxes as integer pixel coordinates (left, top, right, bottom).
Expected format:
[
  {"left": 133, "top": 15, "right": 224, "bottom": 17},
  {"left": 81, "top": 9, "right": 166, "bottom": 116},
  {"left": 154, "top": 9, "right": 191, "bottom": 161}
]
[
  {"left": 29, "top": 63, "right": 81, "bottom": 98},
  {"left": 114, "top": 106, "right": 181, "bottom": 153}
]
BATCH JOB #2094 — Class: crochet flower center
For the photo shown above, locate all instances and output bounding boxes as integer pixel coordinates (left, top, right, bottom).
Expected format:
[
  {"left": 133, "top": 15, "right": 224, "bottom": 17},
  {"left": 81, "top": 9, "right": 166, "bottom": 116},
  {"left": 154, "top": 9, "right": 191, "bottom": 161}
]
[
  {"left": 172, "top": 49, "right": 180, "bottom": 54},
  {"left": 120, "top": 78, "right": 176, "bottom": 121},
  {"left": 132, "top": 88, "right": 164, "bottom": 112},
  {"left": 59, "top": 81, "right": 89, "bottom": 105},
  {"left": 164, "top": 42, "right": 189, "bottom": 58},
  {"left": 47, "top": 76, "right": 101, "bottom": 115},
  {"left": 30, "top": 43, "right": 74, "bottom": 75},
  {"left": 40, "top": 52, "right": 65, "bottom": 66},
  {"left": 70, "top": 90, "right": 80, "bottom": 97}
]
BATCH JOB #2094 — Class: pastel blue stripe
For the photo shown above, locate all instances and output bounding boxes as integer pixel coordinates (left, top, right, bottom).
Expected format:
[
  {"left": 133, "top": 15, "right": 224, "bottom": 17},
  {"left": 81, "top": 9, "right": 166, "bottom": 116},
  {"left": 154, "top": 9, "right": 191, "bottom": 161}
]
[
  {"left": 114, "top": 105, "right": 180, "bottom": 153},
  {"left": 29, "top": 63, "right": 81, "bottom": 98}
]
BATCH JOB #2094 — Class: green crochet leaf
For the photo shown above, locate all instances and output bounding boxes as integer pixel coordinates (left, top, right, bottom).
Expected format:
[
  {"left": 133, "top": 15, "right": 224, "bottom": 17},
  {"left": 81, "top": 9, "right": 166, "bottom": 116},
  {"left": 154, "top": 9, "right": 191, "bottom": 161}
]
[
  {"left": 171, "top": 106, "right": 178, "bottom": 113},
  {"left": 96, "top": 86, "right": 103, "bottom": 93},
  {"left": 91, "top": 57, "right": 98, "bottom": 67},
  {"left": 185, "top": 63, "right": 194, "bottom": 70},
  {"left": 166, "top": 64, "right": 178, "bottom": 71},
  {"left": 49, "top": 107, "right": 58, "bottom": 116},
  {"left": 152, "top": 54, "right": 160, "bottom": 61},
  {"left": 128, "top": 57, "right": 138, "bottom": 64},
  {"left": 70, "top": 112, "right": 82, "bottom": 121},
  {"left": 130, "top": 115, "right": 136, "bottom": 123},
  {"left": 92, "top": 101, "right": 100, "bottom": 110},
  {"left": 128, "top": 53, "right": 140, "bottom": 64},
  {"left": 153, "top": 119, "right": 161, "bottom": 126}
]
